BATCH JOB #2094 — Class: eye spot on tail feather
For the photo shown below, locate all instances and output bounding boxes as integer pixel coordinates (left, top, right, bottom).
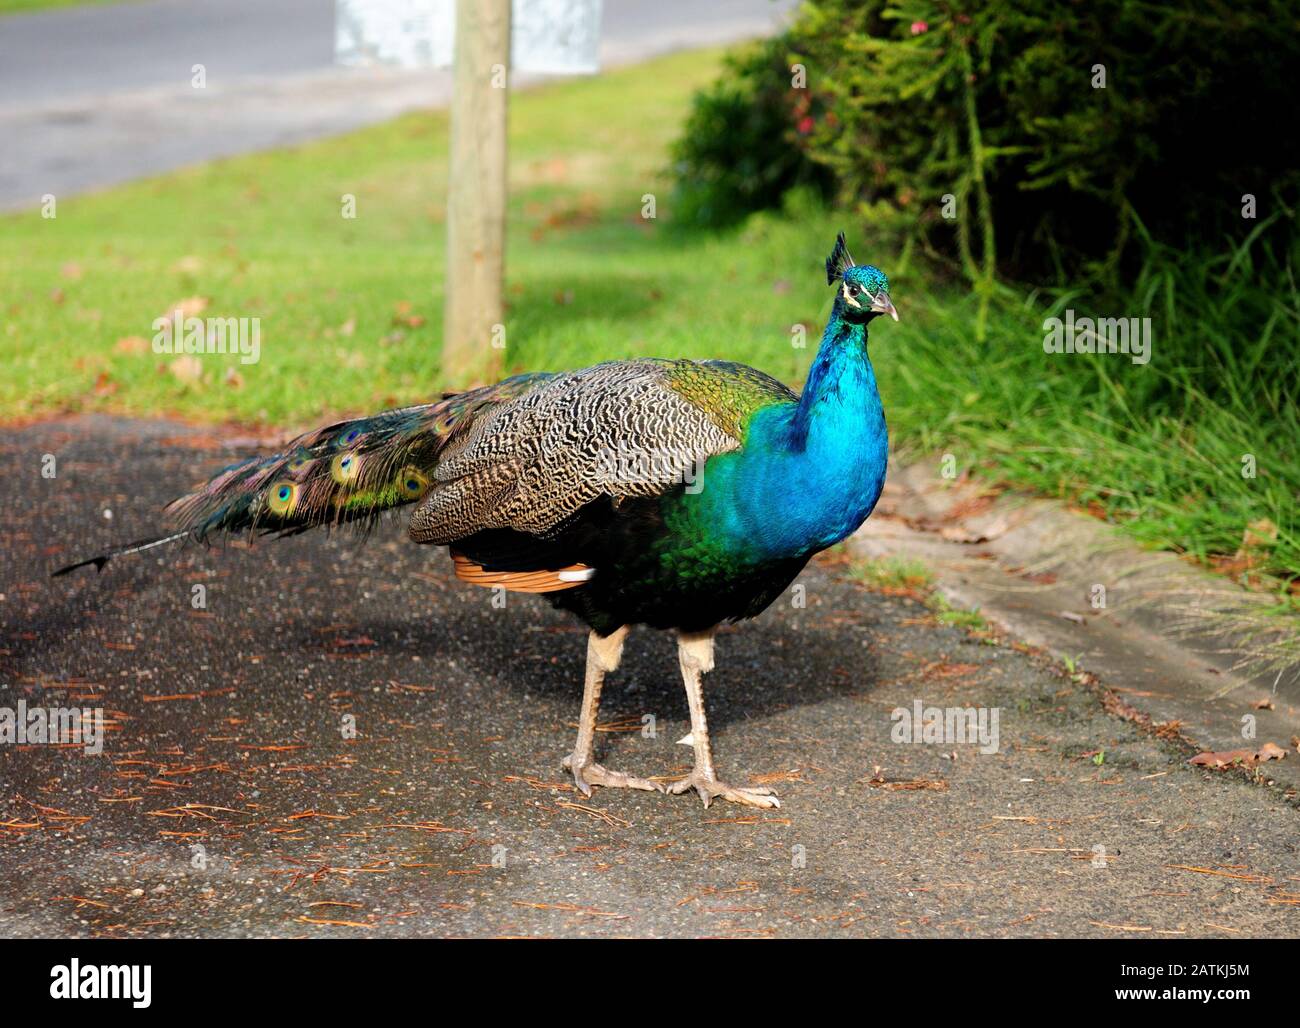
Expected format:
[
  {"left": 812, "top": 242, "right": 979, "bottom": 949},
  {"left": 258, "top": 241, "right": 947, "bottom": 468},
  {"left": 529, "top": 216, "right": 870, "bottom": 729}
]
[
  {"left": 398, "top": 466, "right": 430, "bottom": 499},
  {"left": 267, "top": 481, "right": 300, "bottom": 516},
  {"left": 331, "top": 451, "right": 361, "bottom": 485}
]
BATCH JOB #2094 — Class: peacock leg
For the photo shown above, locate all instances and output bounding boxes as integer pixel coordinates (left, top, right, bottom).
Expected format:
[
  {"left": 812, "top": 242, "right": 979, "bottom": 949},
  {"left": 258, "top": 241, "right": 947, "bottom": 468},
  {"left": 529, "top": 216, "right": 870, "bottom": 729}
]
[
  {"left": 665, "top": 628, "right": 781, "bottom": 809},
  {"left": 562, "top": 626, "right": 661, "bottom": 795}
]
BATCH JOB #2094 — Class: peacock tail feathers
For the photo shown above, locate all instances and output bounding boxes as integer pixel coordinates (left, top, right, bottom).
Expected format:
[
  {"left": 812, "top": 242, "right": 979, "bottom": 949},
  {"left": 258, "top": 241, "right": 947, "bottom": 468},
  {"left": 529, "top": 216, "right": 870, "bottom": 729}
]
[{"left": 163, "top": 373, "right": 554, "bottom": 543}]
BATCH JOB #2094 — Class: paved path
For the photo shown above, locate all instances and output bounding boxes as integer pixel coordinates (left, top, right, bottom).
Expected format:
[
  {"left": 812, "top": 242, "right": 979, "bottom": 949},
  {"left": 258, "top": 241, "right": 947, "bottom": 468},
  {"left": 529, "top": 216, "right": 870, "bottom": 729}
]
[
  {"left": 2, "top": 416, "right": 1297, "bottom": 937},
  {"left": 0, "top": 0, "right": 798, "bottom": 209}
]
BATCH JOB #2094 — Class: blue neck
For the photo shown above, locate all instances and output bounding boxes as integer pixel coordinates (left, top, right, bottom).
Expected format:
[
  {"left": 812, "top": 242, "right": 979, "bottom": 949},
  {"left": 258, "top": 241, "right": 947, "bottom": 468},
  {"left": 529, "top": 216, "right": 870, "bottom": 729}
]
[
  {"left": 786, "top": 303, "right": 879, "bottom": 452},
  {"left": 696, "top": 302, "right": 890, "bottom": 561}
]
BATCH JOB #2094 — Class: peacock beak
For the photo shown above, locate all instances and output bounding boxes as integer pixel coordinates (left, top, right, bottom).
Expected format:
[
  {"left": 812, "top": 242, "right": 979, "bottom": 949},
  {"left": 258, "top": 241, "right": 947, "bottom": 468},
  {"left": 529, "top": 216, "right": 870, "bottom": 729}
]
[{"left": 871, "top": 292, "right": 899, "bottom": 322}]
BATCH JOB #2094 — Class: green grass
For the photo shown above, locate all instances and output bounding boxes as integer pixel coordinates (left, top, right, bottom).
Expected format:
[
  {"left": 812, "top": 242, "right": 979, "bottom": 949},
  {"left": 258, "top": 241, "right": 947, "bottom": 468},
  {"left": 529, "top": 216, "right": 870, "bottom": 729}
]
[
  {"left": 876, "top": 239, "right": 1300, "bottom": 591},
  {"left": 930, "top": 595, "right": 990, "bottom": 632},
  {"left": 849, "top": 556, "right": 991, "bottom": 631},
  {"left": 848, "top": 556, "right": 934, "bottom": 593},
  {"left": 3, "top": 46, "right": 1297, "bottom": 597},
  {"left": 0, "top": 0, "right": 128, "bottom": 14}
]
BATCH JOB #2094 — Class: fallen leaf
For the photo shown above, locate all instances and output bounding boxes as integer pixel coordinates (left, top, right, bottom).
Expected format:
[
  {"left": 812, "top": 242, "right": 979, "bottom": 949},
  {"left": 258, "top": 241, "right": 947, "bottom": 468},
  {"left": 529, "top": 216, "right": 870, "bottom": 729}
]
[
  {"left": 862, "top": 774, "right": 948, "bottom": 791},
  {"left": 1252, "top": 698, "right": 1275, "bottom": 710},
  {"left": 939, "top": 515, "right": 1011, "bottom": 544},
  {"left": 114, "top": 335, "right": 150, "bottom": 355},
  {"left": 159, "top": 296, "right": 209, "bottom": 322},
  {"left": 944, "top": 494, "right": 995, "bottom": 521},
  {"left": 1233, "top": 518, "right": 1278, "bottom": 569},
  {"left": 1189, "top": 743, "right": 1286, "bottom": 769},
  {"left": 168, "top": 355, "right": 204, "bottom": 384}
]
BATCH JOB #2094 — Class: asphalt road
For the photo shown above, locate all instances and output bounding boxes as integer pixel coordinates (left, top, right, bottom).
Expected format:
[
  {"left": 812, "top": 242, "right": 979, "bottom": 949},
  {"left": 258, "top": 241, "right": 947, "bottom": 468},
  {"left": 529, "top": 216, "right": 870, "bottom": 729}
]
[
  {"left": 1, "top": 416, "right": 1297, "bottom": 938},
  {"left": 0, "top": 0, "right": 799, "bottom": 209}
]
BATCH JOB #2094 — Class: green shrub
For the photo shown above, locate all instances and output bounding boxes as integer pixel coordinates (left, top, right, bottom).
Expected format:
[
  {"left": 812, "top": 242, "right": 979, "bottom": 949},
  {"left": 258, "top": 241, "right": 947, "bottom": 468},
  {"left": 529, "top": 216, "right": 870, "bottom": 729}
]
[
  {"left": 672, "top": 0, "right": 1300, "bottom": 287},
  {"left": 669, "top": 39, "right": 834, "bottom": 229}
]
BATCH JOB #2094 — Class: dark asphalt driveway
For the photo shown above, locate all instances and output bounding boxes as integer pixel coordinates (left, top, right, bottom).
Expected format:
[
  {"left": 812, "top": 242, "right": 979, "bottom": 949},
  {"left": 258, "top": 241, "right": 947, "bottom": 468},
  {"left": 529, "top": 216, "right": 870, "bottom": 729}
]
[{"left": 2, "top": 417, "right": 1297, "bottom": 937}]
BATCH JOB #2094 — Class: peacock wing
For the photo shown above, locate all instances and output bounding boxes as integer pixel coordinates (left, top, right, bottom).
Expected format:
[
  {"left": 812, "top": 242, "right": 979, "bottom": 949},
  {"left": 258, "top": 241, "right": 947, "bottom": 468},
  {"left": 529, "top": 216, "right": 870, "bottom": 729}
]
[{"left": 408, "top": 358, "right": 794, "bottom": 545}]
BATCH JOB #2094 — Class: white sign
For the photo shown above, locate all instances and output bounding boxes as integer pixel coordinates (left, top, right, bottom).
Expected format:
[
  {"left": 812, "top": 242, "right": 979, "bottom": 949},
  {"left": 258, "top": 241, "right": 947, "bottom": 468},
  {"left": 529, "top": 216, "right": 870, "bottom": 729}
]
[{"left": 336, "top": 0, "right": 602, "bottom": 74}]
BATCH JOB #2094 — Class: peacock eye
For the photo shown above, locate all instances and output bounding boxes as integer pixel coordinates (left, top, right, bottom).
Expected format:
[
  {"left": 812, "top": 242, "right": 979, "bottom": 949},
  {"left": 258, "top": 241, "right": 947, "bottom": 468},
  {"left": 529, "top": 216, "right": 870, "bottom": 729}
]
[{"left": 848, "top": 285, "right": 860, "bottom": 296}]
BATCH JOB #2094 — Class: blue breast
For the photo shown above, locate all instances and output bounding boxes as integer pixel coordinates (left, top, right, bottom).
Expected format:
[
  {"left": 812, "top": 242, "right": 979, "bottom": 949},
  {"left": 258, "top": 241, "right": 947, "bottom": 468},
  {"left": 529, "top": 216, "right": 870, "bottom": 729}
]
[{"left": 686, "top": 343, "right": 889, "bottom": 564}]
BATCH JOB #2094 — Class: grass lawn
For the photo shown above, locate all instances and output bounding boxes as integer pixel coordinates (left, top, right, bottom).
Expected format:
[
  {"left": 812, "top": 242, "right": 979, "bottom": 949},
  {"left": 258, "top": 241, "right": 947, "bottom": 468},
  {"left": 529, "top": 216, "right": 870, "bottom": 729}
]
[
  {"left": 5, "top": 49, "right": 824, "bottom": 424},
  {"left": 3, "top": 47, "right": 1296, "bottom": 597}
]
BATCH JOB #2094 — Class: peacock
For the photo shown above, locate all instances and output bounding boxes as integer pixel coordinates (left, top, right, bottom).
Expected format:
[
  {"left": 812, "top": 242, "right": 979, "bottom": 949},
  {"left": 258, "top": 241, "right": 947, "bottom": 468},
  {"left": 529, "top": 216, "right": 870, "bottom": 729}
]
[{"left": 55, "top": 233, "right": 897, "bottom": 810}]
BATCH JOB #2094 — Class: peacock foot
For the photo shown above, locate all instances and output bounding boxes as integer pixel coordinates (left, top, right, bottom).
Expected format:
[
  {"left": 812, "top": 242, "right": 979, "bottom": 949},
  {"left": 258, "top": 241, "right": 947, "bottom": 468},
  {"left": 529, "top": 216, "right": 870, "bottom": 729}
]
[
  {"left": 665, "top": 771, "right": 781, "bottom": 810},
  {"left": 562, "top": 754, "right": 662, "bottom": 796}
]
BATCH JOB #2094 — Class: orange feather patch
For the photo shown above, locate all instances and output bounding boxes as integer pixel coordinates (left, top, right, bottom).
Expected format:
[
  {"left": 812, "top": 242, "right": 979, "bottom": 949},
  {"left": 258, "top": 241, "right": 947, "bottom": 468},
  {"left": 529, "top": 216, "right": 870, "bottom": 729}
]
[{"left": 450, "top": 551, "right": 593, "bottom": 593}]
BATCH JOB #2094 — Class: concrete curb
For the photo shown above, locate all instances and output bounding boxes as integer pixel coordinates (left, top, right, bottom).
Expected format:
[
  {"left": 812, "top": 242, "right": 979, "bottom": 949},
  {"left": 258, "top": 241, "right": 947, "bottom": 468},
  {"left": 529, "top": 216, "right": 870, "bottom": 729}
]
[{"left": 849, "top": 456, "right": 1300, "bottom": 795}]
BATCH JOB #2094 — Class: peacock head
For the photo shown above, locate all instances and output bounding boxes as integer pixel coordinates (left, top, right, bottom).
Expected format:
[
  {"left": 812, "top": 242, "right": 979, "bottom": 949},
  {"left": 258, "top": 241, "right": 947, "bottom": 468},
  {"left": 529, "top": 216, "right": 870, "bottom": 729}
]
[{"left": 825, "top": 232, "right": 898, "bottom": 324}]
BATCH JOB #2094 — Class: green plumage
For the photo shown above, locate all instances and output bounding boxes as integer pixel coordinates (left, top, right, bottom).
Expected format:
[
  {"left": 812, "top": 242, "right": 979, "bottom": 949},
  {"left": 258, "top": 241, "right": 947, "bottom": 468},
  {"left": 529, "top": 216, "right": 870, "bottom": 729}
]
[{"left": 662, "top": 360, "right": 795, "bottom": 439}]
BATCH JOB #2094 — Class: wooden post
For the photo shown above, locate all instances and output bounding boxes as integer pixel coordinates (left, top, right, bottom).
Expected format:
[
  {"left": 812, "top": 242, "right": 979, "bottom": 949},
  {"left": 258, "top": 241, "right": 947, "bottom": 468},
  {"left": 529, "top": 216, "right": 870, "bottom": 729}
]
[{"left": 442, "top": 0, "right": 510, "bottom": 387}]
